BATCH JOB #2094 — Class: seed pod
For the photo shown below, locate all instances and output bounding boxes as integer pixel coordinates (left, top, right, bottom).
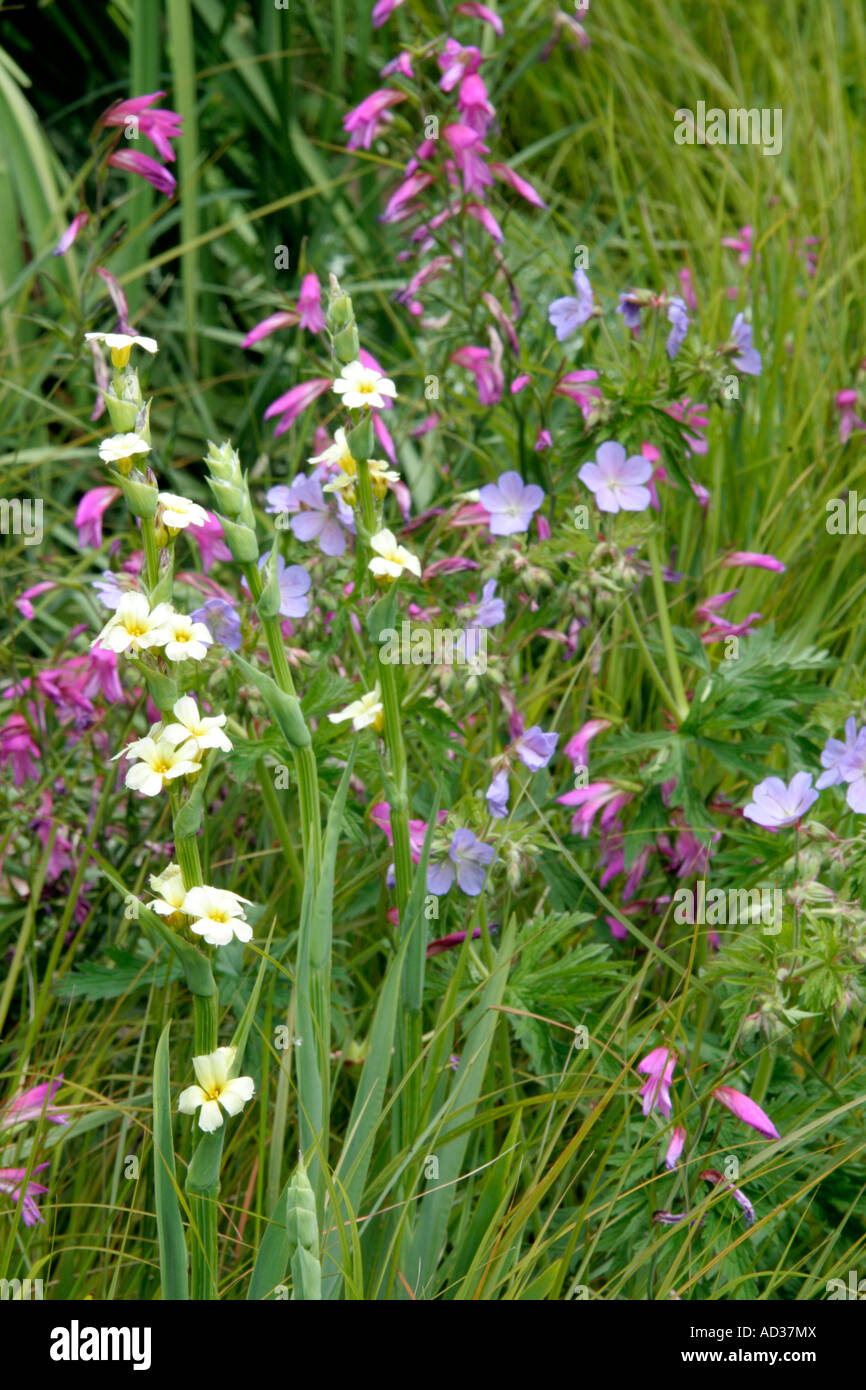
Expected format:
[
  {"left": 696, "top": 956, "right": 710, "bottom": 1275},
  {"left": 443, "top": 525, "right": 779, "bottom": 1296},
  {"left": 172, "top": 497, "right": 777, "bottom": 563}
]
[
  {"left": 286, "top": 1160, "right": 321, "bottom": 1300},
  {"left": 333, "top": 324, "right": 360, "bottom": 363},
  {"left": 109, "top": 468, "right": 158, "bottom": 519}
]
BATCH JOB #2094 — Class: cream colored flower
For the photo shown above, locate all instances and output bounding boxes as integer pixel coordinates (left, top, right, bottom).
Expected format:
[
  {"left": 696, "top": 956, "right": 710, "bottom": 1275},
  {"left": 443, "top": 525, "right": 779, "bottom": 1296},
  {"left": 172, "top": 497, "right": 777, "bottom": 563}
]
[
  {"left": 368, "top": 528, "right": 421, "bottom": 581},
  {"left": 149, "top": 862, "right": 187, "bottom": 917},
  {"left": 98, "top": 433, "right": 151, "bottom": 466},
  {"left": 163, "top": 695, "right": 232, "bottom": 753},
  {"left": 121, "top": 734, "right": 200, "bottom": 797},
  {"left": 161, "top": 611, "right": 213, "bottom": 663},
  {"left": 309, "top": 427, "right": 355, "bottom": 472},
  {"left": 328, "top": 684, "right": 384, "bottom": 732},
  {"left": 333, "top": 360, "right": 397, "bottom": 410},
  {"left": 182, "top": 885, "right": 253, "bottom": 947},
  {"left": 84, "top": 330, "right": 158, "bottom": 368},
  {"left": 91, "top": 592, "right": 174, "bottom": 655},
  {"left": 157, "top": 493, "right": 209, "bottom": 531},
  {"left": 177, "top": 1046, "right": 255, "bottom": 1133}
]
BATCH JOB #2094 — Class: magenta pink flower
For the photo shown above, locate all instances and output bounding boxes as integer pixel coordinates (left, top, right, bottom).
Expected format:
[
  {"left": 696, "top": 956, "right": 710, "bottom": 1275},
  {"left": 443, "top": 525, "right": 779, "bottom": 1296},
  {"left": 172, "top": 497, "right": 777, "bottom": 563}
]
[
  {"left": 100, "top": 91, "right": 182, "bottom": 163},
  {"left": 438, "top": 39, "right": 483, "bottom": 92},
  {"left": 563, "top": 718, "right": 611, "bottom": 768},
  {"left": 489, "top": 162, "right": 547, "bottom": 209},
  {"left": 457, "top": 74, "right": 496, "bottom": 135},
  {"left": 555, "top": 368, "right": 602, "bottom": 420},
  {"left": 451, "top": 343, "right": 504, "bottom": 405},
  {"left": 263, "top": 377, "right": 331, "bottom": 437},
  {"left": 189, "top": 512, "right": 232, "bottom": 572},
  {"left": 54, "top": 210, "right": 89, "bottom": 256},
  {"left": 713, "top": 1084, "right": 781, "bottom": 1140},
  {"left": 721, "top": 551, "right": 785, "bottom": 573},
  {"left": 241, "top": 310, "right": 299, "bottom": 348},
  {"left": 455, "top": 2, "right": 504, "bottom": 34},
  {"left": 678, "top": 266, "right": 697, "bottom": 309},
  {"left": 700, "top": 1168, "right": 755, "bottom": 1224},
  {"left": 15, "top": 582, "right": 59, "bottom": 620},
  {"left": 835, "top": 388, "right": 866, "bottom": 443},
  {"left": 557, "top": 780, "right": 633, "bottom": 837},
  {"left": 721, "top": 225, "right": 753, "bottom": 266},
  {"left": 2, "top": 1076, "right": 69, "bottom": 1129},
  {"left": 427, "top": 927, "right": 485, "bottom": 957},
  {"left": 637, "top": 1046, "right": 676, "bottom": 1117},
  {"left": 664, "top": 398, "right": 709, "bottom": 455},
  {"left": 75, "top": 486, "right": 122, "bottom": 549},
  {"left": 107, "top": 148, "right": 176, "bottom": 197},
  {"left": 344, "top": 89, "right": 406, "bottom": 150},
  {"left": 297, "top": 273, "right": 325, "bottom": 332},
  {"left": 665, "top": 1124, "right": 687, "bottom": 1170},
  {"left": 0, "top": 713, "right": 40, "bottom": 785},
  {"left": 372, "top": 0, "right": 404, "bottom": 25},
  {"left": 443, "top": 123, "right": 494, "bottom": 195},
  {"left": 0, "top": 1164, "right": 50, "bottom": 1227}
]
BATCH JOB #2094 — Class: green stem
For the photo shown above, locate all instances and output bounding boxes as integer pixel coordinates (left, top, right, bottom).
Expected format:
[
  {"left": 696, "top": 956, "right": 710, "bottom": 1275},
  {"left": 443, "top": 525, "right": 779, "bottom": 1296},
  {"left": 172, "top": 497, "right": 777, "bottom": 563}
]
[
  {"left": 647, "top": 532, "right": 690, "bottom": 724},
  {"left": 621, "top": 595, "right": 679, "bottom": 718},
  {"left": 142, "top": 516, "right": 160, "bottom": 592}
]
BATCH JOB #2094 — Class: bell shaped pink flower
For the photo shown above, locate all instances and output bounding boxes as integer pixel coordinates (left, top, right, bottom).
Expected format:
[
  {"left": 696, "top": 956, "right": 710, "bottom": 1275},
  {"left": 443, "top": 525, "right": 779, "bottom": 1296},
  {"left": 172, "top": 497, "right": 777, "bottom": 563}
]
[
  {"left": 637, "top": 1046, "right": 676, "bottom": 1117},
  {"left": 713, "top": 1084, "right": 780, "bottom": 1140}
]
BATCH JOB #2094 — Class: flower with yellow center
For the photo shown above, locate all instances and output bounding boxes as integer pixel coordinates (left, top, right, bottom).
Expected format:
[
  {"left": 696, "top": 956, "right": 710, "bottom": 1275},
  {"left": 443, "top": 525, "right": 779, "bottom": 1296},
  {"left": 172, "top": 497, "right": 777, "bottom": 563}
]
[
  {"left": 84, "top": 330, "right": 159, "bottom": 369},
  {"left": 328, "top": 684, "right": 384, "bottom": 732},
  {"left": 119, "top": 733, "right": 200, "bottom": 797},
  {"left": 98, "top": 432, "right": 151, "bottom": 475},
  {"left": 91, "top": 592, "right": 174, "bottom": 655},
  {"left": 149, "top": 863, "right": 187, "bottom": 921},
  {"left": 163, "top": 695, "right": 232, "bottom": 753},
  {"left": 333, "top": 360, "right": 397, "bottom": 410},
  {"left": 309, "top": 427, "right": 355, "bottom": 473},
  {"left": 177, "top": 1046, "right": 255, "bottom": 1133},
  {"left": 157, "top": 493, "right": 210, "bottom": 532},
  {"left": 161, "top": 611, "right": 213, "bottom": 663},
  {"left": 324, "top": 455, "right": 400, "bottom": 505},
  {"left": 182, "top": 886, "right": 253, "bottom": 946},
  {"left": 368, "top": 528, "right": 421, "bottom": 582}
]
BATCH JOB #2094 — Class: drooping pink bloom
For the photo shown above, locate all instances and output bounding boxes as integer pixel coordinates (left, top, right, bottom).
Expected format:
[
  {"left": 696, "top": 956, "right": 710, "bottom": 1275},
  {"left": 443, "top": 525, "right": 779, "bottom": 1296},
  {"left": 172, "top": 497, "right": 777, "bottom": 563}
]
[
  {"left": 465, "top": 200, "right": 504, "bottom": 243},
  {"left": 665, "top": 1125, "right": 687, "bottom": 1170},
  {"left": 457, "top": 74, "right": 496, "bottom": 135},
  {"left": 451, "top": 344, "right": 504, "bottom": 405},
  {"left": 443, "top": 123, "right": 494, "bottom": 195},
  {"left": 563, "top": 718, "right": 611, "bottom": 769},
  {"left": 700, "top": 1168, "right": 755, "bottom": 1224},
  {"left": 0, "top": 1164, "right": 50, "bottom": 1226},
  {"left": 15, "top": 582, "right": 59, "bottom": 620},
  {"left": 94, "top": 267, "right": 130, "bottom": 329},
  {"left": 555, "top": 368, "right": 602, "bottom": 420},
  {"left": 372, "top": 0, "right": 405, "bottom": 25},
  {"left": 637, "top": 1046, "right": 676, "bottom": 1117},
  {"left": 835, "top": 388, "right": 866, "bottom": 443},
  {"left": 1, "top": 1076, "right": 69, "bottom": 1129},
  {"left": 344, "top": 89, "right": 406, "bottom": 150},
  {"left": 99, "top": 91, "right": 182, "bottom": 162},
  {"left": 438, "top": 39, "right": 483, "bottom": 92},
  {"left": 455, "top": 2, "right": 504, "bottom": 34},
  {"left": 381, "top": 171, "right": 436, "bottom": 225},
  {"left": 712, "top": 1084, "right": 780, "bottom": 1140},
  {"left": 489, "top": 162, "right": 547, "bottom": 209},
  {"left": 298, "top": 273, "right": 325, "bottom": 332},
  {"left": 427, "top": 927, "right": 485, "bottom": 957},
  {"left": 0, "top": 714, "right": 40, "bottom": 785},
  {"left": 241, "top": 310, "right": 299, "bottom": 348},
  {"left": 54, "top": 210, "right": 90, "bottom": 256},
  {"left": 557, "top": 780, "right": 633, "bottom": 837},
  {"left": 721, "top": 551, "right": 785, "bottom": 573},
  {"left": 663, "top": 398, "right": 709, "bottom": 455},
  {"left": 381, "top": 51, "right": 414, "bottom": 79},
  {"left": 75, "top": 486, "right": 122, "bottom": 549},
  {"left": 107, "top": 149, "right": 176, "bottom": 197},
  {"left": 263, "top": 378, "right": 331, "bottom": 437},
  {"left": 721, "top": 225, "right": 753, "bottom": 266}
]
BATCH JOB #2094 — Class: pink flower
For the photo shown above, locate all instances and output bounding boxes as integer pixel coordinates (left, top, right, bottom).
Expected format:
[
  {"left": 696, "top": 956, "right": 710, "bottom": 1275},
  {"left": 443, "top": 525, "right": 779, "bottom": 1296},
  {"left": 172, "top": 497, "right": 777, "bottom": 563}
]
[
  {"left": 15, "top": 582, "right": 59, "bottom": 620},
  {"left": 664, "top": 398, "right": 709, "bottom": 455},
  {"left": 372, "top": 0, "right": 405, "bottom": 25},
  {"left": 0, "top": 1164, "right": 50, "bottom": 1227},
  {"left": 721, "top": 225, "right": 753, "bottom": 266},
  {"left": 75, "top": 487, "right": 122, "bottom": 549},
  {"left": 555, "top": 368, "right": 602, "bottom": 420},
  {"left": 54, "top": 211, "right": 89, "bottom": 256},
  {"left": 637, "top": 1046, "right": 676, "bottom": 1117},
  {"left": 563, "top": 718, "right": 611, "bottom": 768},
  {"left": 713, "top": 1084, "right": 780, "bottom": 1140},
  {"left": 457, "top": 74, "right": 496, "bottom": 135},
  {"left": 189, "top": 512, "right": 232, "bottom": 573},
  {"left": 665, "top": 1125, "right": 687, "bottom": 1170},
  {"left": 722, "top": 551, "right": 785, "bottom": 573},
  {"left": 451, "top": 343, "right": 504, "bottom": 406},
  {"left": 298, "top": 273, "right": 325, "bottom": 332},
  {"left": 700, "top": 1168, "right": 755, "bottom": 1224},
  {"left": 455, "top": 2, "right": 504, "bottom": 35},
  {"left": 107, "top": 149, "right": 176, "bottom": 197},
  {"left": 1, "top": 1076, "right": 69, "bottom": 1129},
  {"left": 263, "top": 377, "right": 331, "bottom": 437},
  {"left": 427, "top": 927, "right": 485, "bottom": 957},
  {"left": 557, "top": 780, "right": 633, "bottom": 837},
  {"left": 241, "top": 310, "right": 299, "bottom": 348},
  {"left": 443, "top": 123, "right": 493, "bottom": 195},
  {"left": 344, "top": 89, "right": 406, "bottom": 150},
  {"left": 489, "top": 162, "right": 547, "bottom": 209},
  {"left": 100, "top": 91, "right": 182, "bottom": 163},
  {"left": 835, "top": 388, "right": 866, "bottom": 443},
  {"left": 678, "top": 267, "right": 697, "bottom": 310},
  {"left": 438, "top": 39, "right": 482, "bottom": 92},
  {"left": 0, "top": 713, "right": 40, "bottom": 785}
]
